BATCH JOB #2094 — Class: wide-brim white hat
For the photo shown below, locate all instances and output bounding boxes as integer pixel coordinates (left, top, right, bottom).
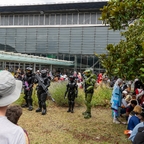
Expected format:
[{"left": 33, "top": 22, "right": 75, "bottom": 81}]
[{"left": 0, "top": 70, "right": 22, "bottom": 107}]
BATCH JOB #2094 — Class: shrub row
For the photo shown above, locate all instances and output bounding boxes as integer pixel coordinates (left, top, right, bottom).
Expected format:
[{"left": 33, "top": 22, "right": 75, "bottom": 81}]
[{"left": 15, "top": 82, "right": 112, "bottom": 107}]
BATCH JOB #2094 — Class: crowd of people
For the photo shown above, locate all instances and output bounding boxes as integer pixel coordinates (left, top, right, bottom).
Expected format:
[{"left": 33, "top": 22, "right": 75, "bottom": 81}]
[
  {"left": 111, "top": 78, "right": 144, "bottom": 143},
  {"left": 2, "top": 66, "right": 144, "bottom": 143},
  {"left": 0, "top": 67, "right": 98, "bottom": 143}
]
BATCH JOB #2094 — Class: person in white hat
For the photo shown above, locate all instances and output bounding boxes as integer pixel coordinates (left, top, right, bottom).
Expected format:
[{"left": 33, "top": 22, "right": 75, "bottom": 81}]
[{"left": 0, "top": 70, "right": 26, "bottom": 144}]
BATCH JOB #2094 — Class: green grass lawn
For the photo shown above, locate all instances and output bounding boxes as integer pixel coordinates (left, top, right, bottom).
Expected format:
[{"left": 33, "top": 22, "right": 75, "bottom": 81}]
[{"left": 15, "top": 82, "right": 131, "bottom": 144}]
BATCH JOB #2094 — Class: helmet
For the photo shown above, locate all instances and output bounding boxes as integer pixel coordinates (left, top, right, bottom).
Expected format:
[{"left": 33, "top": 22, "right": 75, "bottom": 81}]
[
  {"left": 26, "top": 67, "right": 32, "bottom": 76},
  {"left": 83, "top": 69, "right": 92, "bottom": 77},
  {"left": 69, "top": 75, "right": 75, "bottom": 82},
  {"left": 41, "top": 70, "right": 47, "bottom": 77}
]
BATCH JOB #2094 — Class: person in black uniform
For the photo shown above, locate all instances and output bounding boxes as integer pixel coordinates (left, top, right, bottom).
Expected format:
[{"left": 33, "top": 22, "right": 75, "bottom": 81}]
[
  {"left": 64, "top": 75, "right": 78, "bottom": 113},
  {"left": 35, "top": 69, "right": 51, "bottom": 115},
  {"left": 22, "top": 67, "right": 34, "bottom": 111}
]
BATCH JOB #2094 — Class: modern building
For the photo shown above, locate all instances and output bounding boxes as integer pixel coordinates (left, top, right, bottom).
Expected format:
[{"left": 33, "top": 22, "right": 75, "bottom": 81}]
[{"left": 0, "top": 0, "right": 122, "bottom": 73}]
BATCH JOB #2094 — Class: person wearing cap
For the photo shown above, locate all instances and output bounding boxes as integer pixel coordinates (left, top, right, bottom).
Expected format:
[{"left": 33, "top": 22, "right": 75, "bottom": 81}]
[
  {"left": 0, "top": 70, "right": 26, "bottom": 144},
  {"left": 127, "top": 105, "right": 142, "bottom": 131},
  {"left": 129, "top": 112, "right": 144, "bottom": 142}
]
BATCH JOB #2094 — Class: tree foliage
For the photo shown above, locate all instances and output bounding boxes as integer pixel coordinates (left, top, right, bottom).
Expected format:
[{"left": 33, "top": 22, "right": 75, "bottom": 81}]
[
  {"left": 100, "top": 0, "right": 144, "bottom": 30},
  {"left": 97, "top": 0, "right": 144, "bottom": 81}
]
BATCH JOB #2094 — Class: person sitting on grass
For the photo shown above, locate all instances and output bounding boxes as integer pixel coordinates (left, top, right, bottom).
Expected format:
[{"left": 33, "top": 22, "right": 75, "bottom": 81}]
[
  {"left": 125, "top": 99, "right": 137, "bottom": 122},
  {"left": 120, "top": 90, "right": 128, "bottom": 116},
  {"left": 127, "top": 105, "right": 142, "bottom": 131},
  {"left": 6, "top": 105, "right": 30, "bottom": 144},
  {"left": 129, "top": 112, "right": 144, "bottom": 143}
]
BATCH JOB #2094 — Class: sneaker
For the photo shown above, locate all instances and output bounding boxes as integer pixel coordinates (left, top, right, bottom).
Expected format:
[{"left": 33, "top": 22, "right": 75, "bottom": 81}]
[{"left": 113, "top": 119, "right": 120, "bottom": 124}]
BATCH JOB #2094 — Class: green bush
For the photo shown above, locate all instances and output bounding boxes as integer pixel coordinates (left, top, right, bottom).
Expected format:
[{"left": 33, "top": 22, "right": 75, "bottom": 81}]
[
  {"left": 92, "top": 83, "right": 112, "bottom": 107},
  {"left": 49, "top": 81, "right": 84, "bottom": 106}
]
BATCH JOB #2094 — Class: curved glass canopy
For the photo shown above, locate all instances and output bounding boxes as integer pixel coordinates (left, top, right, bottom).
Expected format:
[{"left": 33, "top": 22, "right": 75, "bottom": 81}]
[{"left": 0, "top": 51, "right": 74, "bottom": 66}]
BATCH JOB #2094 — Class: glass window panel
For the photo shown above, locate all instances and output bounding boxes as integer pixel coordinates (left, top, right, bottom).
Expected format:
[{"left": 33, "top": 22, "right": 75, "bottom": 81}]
[
  {"left": 79, "top": 13, "right": 84, "bottom": 24},
  {"left": 36, "top": 43, "right": 47, "bottom": 53},
  {"left": 1, "top": 16, "right": 5, "bottom": 25},
  {"left": 39, "top": 15, "right": 44, "bottom": 25},
  {"left": 81, "top": 55, "right": 88, "bottom": 68},
  {"left": 19, "top": 15, "right": 23, "bottom": 25},
  {"left": 91, "top": 13, "right": 96, "bottom": 24},
  {"left": 45, "top": 14, "right": 49, "bottom": 25},
  {"left": 0, "top": 43, "right": 5, "bottom": 51},
  {"left": 73, "top": 14, "right": 78, "bottom": 24},
  {"left": 14, "top": 15, "right": 18, "bottom": 25},
  {"left": 61, "top": 14, "right": 66, "bottom": 25},
  {"left": 26, "top": 43, "right": 36, "bottom": 53},
  {"left": 5, "top": 44, "right": 16, "bottom": 52},
  {"left": 56, "top": 14, "right": 60, "bottom": 25},
  {"left": 97, "top": 13, "right": 102, "bottom": 24},
  {"left": 15, "top": 43, "right": 26, "bottom": 53},
  {"left": 0, "top": 36, "right": 6, "bottom": 43},
  {"left": 34, "top": 15, "right": 39, "bottom": 25},
  {"left": 67, "top": 14, "right": 72, "bottom": 24},
  {"left": 24, "top": 15, "right": 28, "bottom": 25},
  {"left": 63, "top": 54, "right": 70, "bottom": 61},
  {"left": 70, "top": 55, "right": 74, "bottom": 61},
  {"left": 50, "top": 14, "right": 55, "bottom": 25},
  {"left": 4, "top": 16, "right": 9, "bottom": 25},
  {"left": 85, "top": 13, "right": 90, "bottom": 24},
  {"left": 29, "top": 15, "right": 33, "bottom": 25},
  {"left": 9, "top": 15, "right": 13, "bottom": 25}
]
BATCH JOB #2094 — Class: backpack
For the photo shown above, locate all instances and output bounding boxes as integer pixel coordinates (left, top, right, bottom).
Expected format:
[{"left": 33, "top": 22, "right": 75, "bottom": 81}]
[{"left": 133, "top": 127, "right": 144, "bottom": 144}]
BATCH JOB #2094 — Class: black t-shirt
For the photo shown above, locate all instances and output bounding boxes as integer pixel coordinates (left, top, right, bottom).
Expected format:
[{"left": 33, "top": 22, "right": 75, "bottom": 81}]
[{"left": 126, "top": 105, "right": 134, "bottom": 113}]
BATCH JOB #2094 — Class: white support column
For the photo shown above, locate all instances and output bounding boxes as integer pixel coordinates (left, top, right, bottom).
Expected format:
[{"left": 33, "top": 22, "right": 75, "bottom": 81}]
[
  {"left": 33, "top": 63, "right": 36, "bottom": 73},
  {"left": 50, "top": 64, "right": 52, "bottom": 72},
  {"left": 23, "top": 63, "right": 25, "bottom": 71}
]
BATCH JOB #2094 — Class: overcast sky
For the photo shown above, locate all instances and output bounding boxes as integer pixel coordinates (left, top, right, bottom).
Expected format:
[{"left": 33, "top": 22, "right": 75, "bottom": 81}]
[{"left": 0, "top": 0, "right": 108, "bottom": 5}]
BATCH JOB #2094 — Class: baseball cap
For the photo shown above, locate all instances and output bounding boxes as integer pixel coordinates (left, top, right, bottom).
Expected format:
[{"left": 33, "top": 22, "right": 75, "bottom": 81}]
[{"left": 0, "top": 70, "right": 22, "bottom": 107}]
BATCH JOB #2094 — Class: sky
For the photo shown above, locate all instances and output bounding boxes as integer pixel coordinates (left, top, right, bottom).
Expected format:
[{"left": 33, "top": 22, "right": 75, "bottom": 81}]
[{"left": 0, "top": 0, "right": 108, "bottom": 6}]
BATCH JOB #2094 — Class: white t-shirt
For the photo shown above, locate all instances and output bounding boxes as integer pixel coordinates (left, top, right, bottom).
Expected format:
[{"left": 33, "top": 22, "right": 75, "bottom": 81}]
[
  {"left": 121, "top": 98, "right": 128, "bottom": 108},
  {"left": 0, "top": 116, "right": 26, "bottom": 144}
]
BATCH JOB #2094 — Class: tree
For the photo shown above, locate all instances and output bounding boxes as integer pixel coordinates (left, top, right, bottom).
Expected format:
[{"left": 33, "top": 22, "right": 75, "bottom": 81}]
[
  {"left": 97, "top": 0, "right": 144, "bottom": 81},
  {"left": 100, "top": 0, "right": 144, "bottom": 30}
]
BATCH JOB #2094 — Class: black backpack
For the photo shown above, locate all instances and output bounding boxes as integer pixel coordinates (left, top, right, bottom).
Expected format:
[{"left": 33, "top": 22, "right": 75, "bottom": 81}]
[{"left": 133, "top": 126, "right": 144, "bottom": 144}]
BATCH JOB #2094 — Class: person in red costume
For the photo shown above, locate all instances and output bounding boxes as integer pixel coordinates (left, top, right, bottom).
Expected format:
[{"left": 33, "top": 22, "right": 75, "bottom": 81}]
[{"left": 97, "top": 72, "right": 103, "bottom": 83}]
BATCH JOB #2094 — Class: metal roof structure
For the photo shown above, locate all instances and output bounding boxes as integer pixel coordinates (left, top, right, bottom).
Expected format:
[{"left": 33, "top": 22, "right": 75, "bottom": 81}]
[
  {"left": 0, "top": 0, "right": 108, "bottom": 6},
  {"left": 0, "top": 51, "right": 74, "bottom": 66},
  {"left": 0, "top": 1, "right": 108, "bottom": 13}
]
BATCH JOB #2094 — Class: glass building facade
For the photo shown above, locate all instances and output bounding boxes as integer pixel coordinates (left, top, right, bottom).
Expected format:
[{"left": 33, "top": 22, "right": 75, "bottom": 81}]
[{"left": 0, "top": 4, "right": 123, "bottom": 72}]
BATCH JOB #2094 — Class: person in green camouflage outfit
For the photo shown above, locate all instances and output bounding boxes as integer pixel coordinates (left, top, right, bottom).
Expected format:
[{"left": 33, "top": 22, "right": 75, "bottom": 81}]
[{"left": 82, "top": 69, "right": 96, "bottom": 119}]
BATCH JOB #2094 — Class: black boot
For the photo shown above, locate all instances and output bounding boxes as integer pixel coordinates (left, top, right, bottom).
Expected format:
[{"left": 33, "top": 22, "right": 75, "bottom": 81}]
[
  {"left": 71, "top": 101, "right": 75, "bottom": 113},
  {"left": 67, "top": 109, "right": 71, "bottom": 112},
  {"left": 21, "top": 98, "right": 28, "bottom": 108},
  {"left": 42, "top": 102, "right": 47, "bottom": 115},
  {"left": 36, "top": 108, "right": 42, "bottom": 112},
  {"left": 28, "top": 99, "right": 33, "bottom": 111},
  {"left": 67, "top": 101, "right": 71, "bottom": 112},
  {"left": 36, "top": 102, "right": 42, "bottom": 112},
  {"left": 42, "top": 109, "right": 47, "bottom": 115},
  {"left": 28, "top": 105, "right": 33, "bottom": 111}
]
